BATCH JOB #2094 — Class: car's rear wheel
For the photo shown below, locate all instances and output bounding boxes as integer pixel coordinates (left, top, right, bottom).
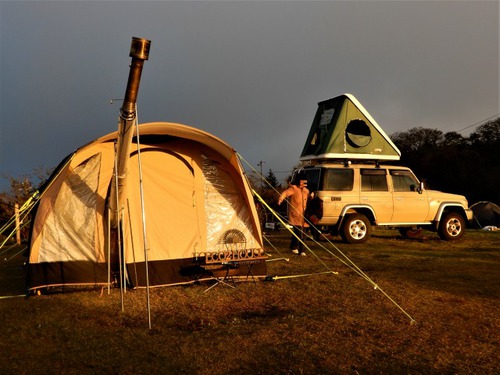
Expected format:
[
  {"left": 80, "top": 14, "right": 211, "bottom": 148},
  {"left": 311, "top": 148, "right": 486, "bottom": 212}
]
[
  {"left": 340, "top": 213, "right": 371, "bottom": 244},
  {"left": 438, "top": 212, "right": 465, "bottom": 240}
]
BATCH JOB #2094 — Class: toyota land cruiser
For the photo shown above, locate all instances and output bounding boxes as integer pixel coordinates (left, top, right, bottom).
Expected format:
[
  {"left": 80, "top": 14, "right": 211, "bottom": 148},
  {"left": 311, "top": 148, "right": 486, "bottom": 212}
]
[{"left": 300, "top": 162, "right": 473, "bottom": 243}]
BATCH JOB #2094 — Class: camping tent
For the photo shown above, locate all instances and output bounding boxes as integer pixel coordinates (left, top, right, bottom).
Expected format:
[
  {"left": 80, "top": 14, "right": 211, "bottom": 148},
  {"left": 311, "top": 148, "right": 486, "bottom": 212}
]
[
  {"left": 470, "top": 201, "right": 500, "bottom": 228},
  {"left": 300, "top": 94, "right": 401, "bottom": 161},
  {"left": 27, "top": 122, "right": 266, "bottom": 291}
]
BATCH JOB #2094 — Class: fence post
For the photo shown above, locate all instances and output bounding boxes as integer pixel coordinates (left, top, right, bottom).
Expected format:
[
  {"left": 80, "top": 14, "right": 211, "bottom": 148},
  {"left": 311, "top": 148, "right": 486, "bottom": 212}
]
[{"left": 15, "top": 203, "right": 21, "bottom": 245}]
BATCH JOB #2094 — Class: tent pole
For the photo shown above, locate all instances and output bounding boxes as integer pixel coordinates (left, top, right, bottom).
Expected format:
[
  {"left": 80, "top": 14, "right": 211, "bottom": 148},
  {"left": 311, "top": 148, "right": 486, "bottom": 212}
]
[
  {"left": 107, "top": 206, "right": 111, "bottom": 295},
  {"left": 134, "top": 106, "right": 152, "bottom": 329},
  {"left": 122, "top": 205, "right": 127, "bottom": 296},
  {"left": 114, "top": 142, "right": 125, "bottom": 312},
  {"left": 126, "top": 200, "right": 140, "bottom": 287}
]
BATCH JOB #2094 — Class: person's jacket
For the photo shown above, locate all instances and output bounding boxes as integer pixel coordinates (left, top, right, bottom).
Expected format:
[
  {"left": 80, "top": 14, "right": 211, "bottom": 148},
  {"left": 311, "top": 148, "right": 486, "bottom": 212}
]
[{"left": 279, "top": 185, "right": 310, "bottom": 227}]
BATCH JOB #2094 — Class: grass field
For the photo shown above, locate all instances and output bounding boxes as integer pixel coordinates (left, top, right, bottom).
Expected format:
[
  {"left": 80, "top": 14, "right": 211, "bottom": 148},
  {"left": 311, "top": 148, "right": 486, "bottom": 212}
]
[{"left": 0, "top": 229, "right": 498, "bottom": 374}]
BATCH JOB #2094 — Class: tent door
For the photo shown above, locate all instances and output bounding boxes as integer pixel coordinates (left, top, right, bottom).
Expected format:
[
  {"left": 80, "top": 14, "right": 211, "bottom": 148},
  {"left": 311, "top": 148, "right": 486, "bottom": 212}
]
[{"left": 123, "top": 148, "right": 202, "bottom": 286}]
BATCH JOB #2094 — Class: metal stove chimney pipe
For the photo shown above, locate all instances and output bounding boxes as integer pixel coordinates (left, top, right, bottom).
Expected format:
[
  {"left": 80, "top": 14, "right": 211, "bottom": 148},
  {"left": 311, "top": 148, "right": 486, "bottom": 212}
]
[{"left": 109, "top": 37, "right": 151, "bottom": 228}]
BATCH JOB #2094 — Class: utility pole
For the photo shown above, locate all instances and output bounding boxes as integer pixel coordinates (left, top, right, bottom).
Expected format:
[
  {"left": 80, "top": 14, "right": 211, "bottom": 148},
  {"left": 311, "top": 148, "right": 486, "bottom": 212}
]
[{"left": 257, "top": 160, "right": 265, "bottom": 192}]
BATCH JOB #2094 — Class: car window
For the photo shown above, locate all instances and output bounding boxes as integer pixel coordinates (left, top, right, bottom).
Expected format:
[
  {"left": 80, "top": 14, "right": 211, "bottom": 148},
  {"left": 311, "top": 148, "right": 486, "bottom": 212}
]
[
  {"left": 390, "top": 170, "right": 420, "bottom": 192},
  {"left": 361, "top": 169, "right": 388, "bottom": 191},
  {"left": 305, "top": 169, "right": 321, "bottom": 192},
  {"left": 322, "top": 168, "right": 354, "bottom": 191}
]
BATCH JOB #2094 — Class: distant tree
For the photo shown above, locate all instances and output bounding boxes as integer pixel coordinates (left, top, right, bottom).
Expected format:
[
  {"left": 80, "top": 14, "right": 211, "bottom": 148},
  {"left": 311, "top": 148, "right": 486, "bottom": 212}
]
[
  {"left": 244, "top": 168, "right": 286, "bottom": 227},
  {"left": 391, "top": 127, "right": 444, "bottom": 154},
  {"left": 465, "top": 119, "right": 500, "bottom": 204},
  {"left": 391, "top": 128, "right": 441, "bottom": 186},
  {"left": 390, "top": 119, "right": 500, "bottom": 205},
  {"left": 469, "top": 119, "right": 500, "bottom": 145},
  {"left": 258, "top": 169, "right": 282, "bottom": 215},
  {"left": 0, "top": 175, "right": 36, "bottom": 241},
  {"left": 245, "top": 170, "right": 262, "bottom": 192},
  {"left": 0, "top": 200, "right": 10, "bottom": 230},
  {"left": 266, "top": 169, "right": 280, "bottom": 190},
  {"left": 442, "top": 131, "right": 467, "bottom": 147},
  {"left": 0, "top": 166, "right": 53, "bottom": 239},
  {"left": 0, "top": 175, "right": 35, "bottom": 212}
]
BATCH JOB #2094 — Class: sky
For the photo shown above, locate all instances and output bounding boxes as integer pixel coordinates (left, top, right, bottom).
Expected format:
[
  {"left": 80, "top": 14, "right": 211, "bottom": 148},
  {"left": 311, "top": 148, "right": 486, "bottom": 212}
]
[{"left": 1, "top": 0, "right": 498, "bottom": 192}]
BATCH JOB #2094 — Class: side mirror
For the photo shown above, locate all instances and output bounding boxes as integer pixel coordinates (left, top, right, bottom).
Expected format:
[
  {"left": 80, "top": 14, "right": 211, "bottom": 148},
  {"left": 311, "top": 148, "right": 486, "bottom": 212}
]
[{"left": 418, "top": 181, "right": 424, "bottom": 194}]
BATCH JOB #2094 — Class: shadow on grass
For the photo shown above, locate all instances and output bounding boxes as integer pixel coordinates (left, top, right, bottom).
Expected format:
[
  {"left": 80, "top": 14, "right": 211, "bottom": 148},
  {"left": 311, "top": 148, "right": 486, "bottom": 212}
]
[{"left": 0, "top": 250, "right": 26, "bottom": 297}]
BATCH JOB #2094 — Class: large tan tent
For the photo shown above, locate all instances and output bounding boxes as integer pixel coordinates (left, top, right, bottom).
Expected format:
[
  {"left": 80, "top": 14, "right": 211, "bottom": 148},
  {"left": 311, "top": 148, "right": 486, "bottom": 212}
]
[{"left": 27, "top": 122, "right": 266, "bottom": 291}]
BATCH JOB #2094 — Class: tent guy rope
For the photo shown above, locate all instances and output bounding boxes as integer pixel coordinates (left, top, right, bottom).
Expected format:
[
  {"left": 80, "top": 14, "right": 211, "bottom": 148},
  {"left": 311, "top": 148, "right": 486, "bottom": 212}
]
[{"left": 238, "top": 152, "right": 416, "bottom": 324}]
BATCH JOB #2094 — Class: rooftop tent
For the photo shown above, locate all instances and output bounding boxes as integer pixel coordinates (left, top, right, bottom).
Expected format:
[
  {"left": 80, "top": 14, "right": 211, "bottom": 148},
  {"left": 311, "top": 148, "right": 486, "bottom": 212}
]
[
  {"left": 27, "top": 122, "right": 266, "bottom": 290},
  {"left": 300, "top": 94, "right": 401, "bottom": 161}
]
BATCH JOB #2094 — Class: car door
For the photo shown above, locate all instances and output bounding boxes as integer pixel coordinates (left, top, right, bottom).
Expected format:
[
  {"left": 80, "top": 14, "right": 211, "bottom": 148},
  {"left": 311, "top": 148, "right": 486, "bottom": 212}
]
[
  {"left": 360, "top": 168, "right": 393, "bottom": 223},
  {"left": 390, "top": 170, "right": 429, "bottom": 223}
]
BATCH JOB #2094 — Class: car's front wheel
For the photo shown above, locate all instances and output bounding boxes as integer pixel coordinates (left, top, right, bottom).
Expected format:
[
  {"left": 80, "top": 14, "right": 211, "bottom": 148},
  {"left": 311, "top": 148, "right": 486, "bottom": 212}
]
[
  {"left": 340, "top": 213, "right": 371, "bottom": 244},
  {"left": 438, "top": 212, "right": 465, "bottom": 240}
]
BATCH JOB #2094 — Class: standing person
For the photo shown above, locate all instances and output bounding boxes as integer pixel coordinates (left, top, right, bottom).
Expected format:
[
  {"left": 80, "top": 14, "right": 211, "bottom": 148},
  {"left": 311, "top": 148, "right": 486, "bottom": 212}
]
[{"left": 278, "top": 171, "right": 310, "bottom": 256}]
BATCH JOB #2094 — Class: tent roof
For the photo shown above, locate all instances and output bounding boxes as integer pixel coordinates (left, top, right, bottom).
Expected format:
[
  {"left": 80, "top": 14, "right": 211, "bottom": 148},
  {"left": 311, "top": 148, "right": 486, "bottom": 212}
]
[
  {"left": 40, "top": 122, "right": 239, "bottom": 198},
  {"left": 87, "top": 122, "right": 236, "bottom": 161}
]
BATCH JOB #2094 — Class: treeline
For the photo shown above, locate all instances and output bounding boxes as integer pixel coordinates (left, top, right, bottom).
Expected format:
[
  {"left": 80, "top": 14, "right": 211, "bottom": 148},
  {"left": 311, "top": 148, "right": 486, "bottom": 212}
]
[
  {"left": 390, "top": 117, "right": 500, "bottom": 205},
  {"left": 0, "top": 168, "right": 52, "bottom": 237}
]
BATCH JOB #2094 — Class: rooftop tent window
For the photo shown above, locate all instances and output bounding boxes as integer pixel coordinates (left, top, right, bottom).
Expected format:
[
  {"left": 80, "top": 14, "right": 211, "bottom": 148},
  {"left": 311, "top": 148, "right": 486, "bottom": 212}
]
[
  {"left": 303, "top": 101, "right": 338, "bottom": 156},
  {"left": 346, "top": 119, "right": 372, "bottom": 148}
]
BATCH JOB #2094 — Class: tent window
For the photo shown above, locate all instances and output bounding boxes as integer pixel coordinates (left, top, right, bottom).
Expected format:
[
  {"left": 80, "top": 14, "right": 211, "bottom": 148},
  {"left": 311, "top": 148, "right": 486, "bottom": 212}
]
[
  {"left": 304, "top": 103, "right": 337, "bottom": 155},
  {"left": 200, "top": 155, "right": 259, "bottom": 252},
  {"left": 346, "top": 119, "right": 372, "bottom": 148},
  {"left": 40, "top": 153, "right": 102, "bottom": 262}
]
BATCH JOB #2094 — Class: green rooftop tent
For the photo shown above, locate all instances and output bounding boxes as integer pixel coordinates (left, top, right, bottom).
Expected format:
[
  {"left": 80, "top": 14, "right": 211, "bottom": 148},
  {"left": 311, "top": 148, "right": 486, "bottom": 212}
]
[{"left": 300, "top": 94, "right": 401, "bottom": 161}]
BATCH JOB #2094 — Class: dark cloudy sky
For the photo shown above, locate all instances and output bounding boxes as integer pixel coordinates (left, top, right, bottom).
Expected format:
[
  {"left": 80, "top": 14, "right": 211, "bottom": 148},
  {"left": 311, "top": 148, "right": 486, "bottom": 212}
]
[{"left": 1, "top": 1, "right": 498, "bottom": 192}]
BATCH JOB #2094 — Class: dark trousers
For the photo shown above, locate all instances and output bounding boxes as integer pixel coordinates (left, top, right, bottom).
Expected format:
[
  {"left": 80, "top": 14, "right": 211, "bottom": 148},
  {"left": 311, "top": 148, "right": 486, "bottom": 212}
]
[{"left": 290, "top": 225, "right": 305, "bottom": 253}]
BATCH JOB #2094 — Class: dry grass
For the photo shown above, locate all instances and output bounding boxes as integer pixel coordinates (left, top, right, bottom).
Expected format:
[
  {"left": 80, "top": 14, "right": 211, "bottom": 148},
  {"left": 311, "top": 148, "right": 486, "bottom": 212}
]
[{"left": 0, "top": 229, "right": 499, "bottom": 374}]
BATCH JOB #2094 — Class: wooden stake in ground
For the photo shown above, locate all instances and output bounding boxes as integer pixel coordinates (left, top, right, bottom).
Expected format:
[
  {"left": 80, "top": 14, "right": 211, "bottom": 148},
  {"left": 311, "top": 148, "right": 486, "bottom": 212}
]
[{"left": 14, "top": 204, "right": 21, "bottom": 245}]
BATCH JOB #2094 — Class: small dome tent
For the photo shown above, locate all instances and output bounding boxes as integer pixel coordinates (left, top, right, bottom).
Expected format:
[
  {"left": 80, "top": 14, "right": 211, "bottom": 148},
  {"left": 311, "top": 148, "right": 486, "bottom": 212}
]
[
  {"left": 27, "top": 122, "right": 266, "bottom": 291},
  {"left": 470, "top": 201, "right": 500, "bottom": 228}
]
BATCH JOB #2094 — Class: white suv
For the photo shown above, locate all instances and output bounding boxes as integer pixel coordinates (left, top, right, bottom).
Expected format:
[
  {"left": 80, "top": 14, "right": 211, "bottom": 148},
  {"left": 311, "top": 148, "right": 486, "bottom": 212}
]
[{"left": 301, "top": 162, "right": 473, "bottom": 243}]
